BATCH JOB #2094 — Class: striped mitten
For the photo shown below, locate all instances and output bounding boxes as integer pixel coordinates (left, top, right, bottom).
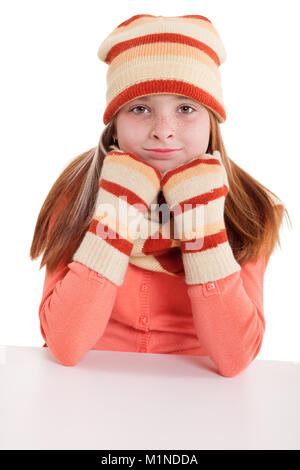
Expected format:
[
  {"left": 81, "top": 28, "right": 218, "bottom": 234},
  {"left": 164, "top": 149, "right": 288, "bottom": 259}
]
[
  {"left": 73, "top": 150, "right": 161, "bottom": 286},
  {"left": 161, "top": 150, "right": 241, "bottom": 285}
]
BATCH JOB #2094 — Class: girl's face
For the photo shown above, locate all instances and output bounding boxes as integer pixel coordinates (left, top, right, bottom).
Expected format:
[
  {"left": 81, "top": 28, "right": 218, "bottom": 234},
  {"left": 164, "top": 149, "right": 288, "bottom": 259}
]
[{"left": 113, "top": 94, "right": 210, "bottom": 175}]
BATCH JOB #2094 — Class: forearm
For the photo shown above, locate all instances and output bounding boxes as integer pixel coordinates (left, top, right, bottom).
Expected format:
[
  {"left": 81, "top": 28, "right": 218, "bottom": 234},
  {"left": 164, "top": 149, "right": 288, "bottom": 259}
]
[
  {"left": 39, "top": 261, "right": 117, "bottom": 366},
  {"left": 187, "top": 252, "right": 266, "bottom": 378}
]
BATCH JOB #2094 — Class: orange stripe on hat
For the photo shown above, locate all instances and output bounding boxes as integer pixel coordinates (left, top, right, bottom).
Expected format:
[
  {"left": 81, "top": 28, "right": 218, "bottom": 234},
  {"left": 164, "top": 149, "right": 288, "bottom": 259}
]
[
  {"left": 103, "top": 79, "right": 226, "bottom": 125},
  {"left": 105, "top": 33, "right": 220, "bottom": 65}
]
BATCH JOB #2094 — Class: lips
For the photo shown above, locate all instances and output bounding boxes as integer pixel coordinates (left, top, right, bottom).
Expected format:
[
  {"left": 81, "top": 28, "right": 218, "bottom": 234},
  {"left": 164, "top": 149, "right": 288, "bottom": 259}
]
[
  {"left": 147, "top": 149, "right": 181, "bottom": 160},
  {"left": 144, "top": 148, "right": 181, "bottom": 159},
  {"left": 145, "top": 149, "right": 180, "bottom": 152}
]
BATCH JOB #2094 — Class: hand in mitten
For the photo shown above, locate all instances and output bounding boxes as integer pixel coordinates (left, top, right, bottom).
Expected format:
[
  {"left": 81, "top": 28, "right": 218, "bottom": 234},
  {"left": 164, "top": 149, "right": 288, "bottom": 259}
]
[
  {"left": 160, "top": 150, "right": 241, "bottom": 284},
  {"left": 73, "top": 150, "right": 161, "bottom": 286}
]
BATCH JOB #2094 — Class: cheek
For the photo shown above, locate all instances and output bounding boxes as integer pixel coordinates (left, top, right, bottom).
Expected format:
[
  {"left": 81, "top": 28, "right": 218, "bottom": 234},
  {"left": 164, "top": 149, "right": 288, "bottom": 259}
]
[
  {"left": 184, "top": 118, "right": 210, "bottom": 142},
  {"left": 120, "top": 120, "right": 146, "bottom": 142},
  {"left": 180, "top": 123, "right": 209, "bottom": 144}
]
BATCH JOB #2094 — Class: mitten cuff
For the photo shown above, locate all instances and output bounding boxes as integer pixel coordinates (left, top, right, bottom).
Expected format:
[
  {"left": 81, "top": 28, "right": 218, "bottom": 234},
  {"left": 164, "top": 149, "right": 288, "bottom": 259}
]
[
  {"left": 182, "top": 240, "right": 241, "bottom": 285},
  {"left": 72, "top": 230, "right": 130, "bottom": 287}
]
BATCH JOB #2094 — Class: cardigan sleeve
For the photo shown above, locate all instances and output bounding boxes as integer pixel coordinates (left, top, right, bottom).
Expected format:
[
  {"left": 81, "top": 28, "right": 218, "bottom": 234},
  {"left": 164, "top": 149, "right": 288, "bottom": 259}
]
[
  {"left": 39, "top": 260, "right": 118, "bottom": 366},
  {"left": 38, "top": 197, "right": 118, "bottom": 366},
  {"left": 187, "top": 248, "right": 266, "bottom": 378}
]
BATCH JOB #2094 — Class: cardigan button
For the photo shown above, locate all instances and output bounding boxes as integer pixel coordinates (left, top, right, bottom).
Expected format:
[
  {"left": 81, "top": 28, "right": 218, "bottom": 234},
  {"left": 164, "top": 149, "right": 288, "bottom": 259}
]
[
  {"left": 139, "top": 315, "right": 148, "bottom": 325},
  {"left": 140, "top": 283, "right": 149, "bottom": 292},
  {"left": 207, "top": 282, "right": 216, "bottom": 290}
]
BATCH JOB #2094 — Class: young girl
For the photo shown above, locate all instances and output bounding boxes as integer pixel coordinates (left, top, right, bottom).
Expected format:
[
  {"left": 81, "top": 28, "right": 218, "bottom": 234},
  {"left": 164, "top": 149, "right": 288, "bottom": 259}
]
[{"left": 30, "top": 14, "right": 290, "bottom": 377}]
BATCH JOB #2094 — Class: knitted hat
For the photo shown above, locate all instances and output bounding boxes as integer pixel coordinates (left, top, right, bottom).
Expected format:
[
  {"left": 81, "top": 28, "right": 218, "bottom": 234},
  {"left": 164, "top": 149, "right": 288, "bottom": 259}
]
[{"left": 97, "top": 14, "right": 227, "bottom": 125}]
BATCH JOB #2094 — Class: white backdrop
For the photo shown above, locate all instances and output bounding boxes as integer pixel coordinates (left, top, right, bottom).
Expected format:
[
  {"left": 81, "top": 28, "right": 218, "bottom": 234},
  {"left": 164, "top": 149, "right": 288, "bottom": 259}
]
[{"left": 1, "top": 0, "right": 299, "bottom": 361}]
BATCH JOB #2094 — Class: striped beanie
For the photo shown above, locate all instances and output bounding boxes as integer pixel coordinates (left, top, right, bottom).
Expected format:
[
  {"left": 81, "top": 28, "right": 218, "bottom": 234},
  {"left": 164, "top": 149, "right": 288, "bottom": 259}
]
[{"left": 97, "top": 14, "right": 227, "bottom": 125}]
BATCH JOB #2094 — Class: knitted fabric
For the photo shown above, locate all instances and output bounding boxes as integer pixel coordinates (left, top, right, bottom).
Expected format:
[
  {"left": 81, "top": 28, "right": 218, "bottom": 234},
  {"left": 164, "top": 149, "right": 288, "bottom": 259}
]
[
  {"left": 72, "top": 149, "right": 161, "bottom": 286},
  {"left": 97, "top": 14, "right": 227, "bottom": 125},
  {"left": 161, "top": 150, "right": 241, "bottom": 284},
  {"left": 128, "top": 192, "right": 184, "bottom": 277},
  {"left": 73, "top": 144, "right": 242, "bottom": 285},
  {"left": 104, "top": 144, "right": 184, "bottom": 278}
]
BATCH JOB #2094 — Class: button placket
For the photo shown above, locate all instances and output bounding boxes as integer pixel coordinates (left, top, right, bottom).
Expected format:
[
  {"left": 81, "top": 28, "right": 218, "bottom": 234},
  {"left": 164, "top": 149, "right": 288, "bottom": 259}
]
[{"left": 138, "top": 271, "right": 152, "bottom": 352}]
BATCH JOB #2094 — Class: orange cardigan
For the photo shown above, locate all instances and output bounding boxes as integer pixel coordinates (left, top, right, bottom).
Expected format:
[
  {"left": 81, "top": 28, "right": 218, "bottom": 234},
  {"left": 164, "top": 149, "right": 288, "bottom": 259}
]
[{"left": 39, "top": 245, "right": 266, "bottom": 378}]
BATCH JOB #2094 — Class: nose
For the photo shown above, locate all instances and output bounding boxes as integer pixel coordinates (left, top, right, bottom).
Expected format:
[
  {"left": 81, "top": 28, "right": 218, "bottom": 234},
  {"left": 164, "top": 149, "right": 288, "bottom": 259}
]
[{"left": 149, "top": 115, "right": 175, "bottom": 141}]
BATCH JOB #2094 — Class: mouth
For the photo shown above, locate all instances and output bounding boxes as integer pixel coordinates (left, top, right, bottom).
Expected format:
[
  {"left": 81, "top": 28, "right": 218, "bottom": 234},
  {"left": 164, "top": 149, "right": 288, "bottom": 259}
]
[{"left": 144, "top": 148, "right": 182, "bottom": 158}]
